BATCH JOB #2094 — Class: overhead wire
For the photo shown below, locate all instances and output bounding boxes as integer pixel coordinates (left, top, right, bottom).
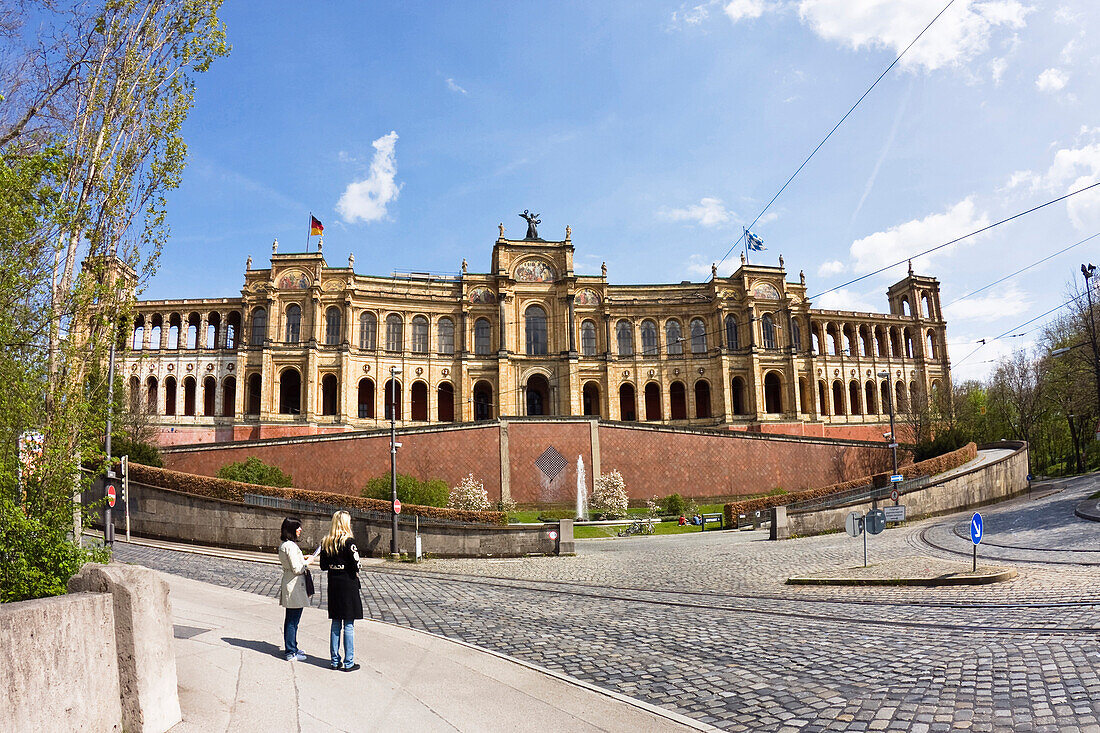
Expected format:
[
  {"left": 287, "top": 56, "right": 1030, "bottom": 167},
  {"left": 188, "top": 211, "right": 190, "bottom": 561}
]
[{"left": 715, "top": 0, "right": 961, "bottom": 271}]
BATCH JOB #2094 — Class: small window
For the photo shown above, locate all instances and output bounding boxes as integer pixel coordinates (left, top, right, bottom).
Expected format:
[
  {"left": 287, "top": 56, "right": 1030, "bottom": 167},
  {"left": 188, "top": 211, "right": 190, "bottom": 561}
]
[
  {"left": 285, "top": 304, "right": 301, "bottom": 343},
  {"left": 411, "top": 315, "right": 429, "bottom": 353},
  {"left": 616, "top": 321, "right": 633, "bottom": 357},
  {"left": 640, "top": 320, "right": 658, "bottom": 356},
  {"left": 474, "top": 318, "right": 491, "bottom": 355},
  {"left": 690, "top": 318, "right": 707, "bottom": 354},
  {"left": 580, "top": 320, "right": 597, "bottom": 356},
  {"left": 665, "top": 320, "right": 682, "bottom": 355},
  {"left": 359, "top": 312, "right": 376, "bottom": 349},
  {"left": 325, "top": 306, "right": 342, "bottom": 345},
  {"left": 437, "top": 317, "right": 455, "bottom": 355},
  {"left": 385, "top": 314, "right": 403, "bottom": 352}
]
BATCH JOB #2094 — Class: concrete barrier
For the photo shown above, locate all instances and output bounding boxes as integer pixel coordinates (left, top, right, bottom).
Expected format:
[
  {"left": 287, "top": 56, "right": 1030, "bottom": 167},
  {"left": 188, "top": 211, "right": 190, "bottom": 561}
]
[
  {"left": 0, "top": 592, "right": 122, "bottom": 733},
  {"left": 68, "top": 564, "right": 181, "bottom": 733},
  {"left": 785, "top": 442, "right": 1029, "bottom": 538}
]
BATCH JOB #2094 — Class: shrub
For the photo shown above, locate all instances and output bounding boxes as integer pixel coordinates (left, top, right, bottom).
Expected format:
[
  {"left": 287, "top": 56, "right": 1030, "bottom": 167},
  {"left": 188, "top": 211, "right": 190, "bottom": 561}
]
[
  {"left": 448, "top": 474, "right": 490, "bottom": 511},
  {"left": 111, "top": 436, "right": 163, "bottom": 468},
  {"left": 0, "top": 499, "right": 110, "bottom": 602},
  {"left": 663, "top": 493, "right": 687, "bottom": 516},
  {"left": 362, "top": 473, "right": 449, "bottom": 508},
  {"left": 592, "top": 470, "right": 628, "bottom": 519},
  {"left": 216, "top": 456, "right": 293, "bottom": 487},
  {"left": 496, "top": 496, "right": 518, "bottom": 514}
]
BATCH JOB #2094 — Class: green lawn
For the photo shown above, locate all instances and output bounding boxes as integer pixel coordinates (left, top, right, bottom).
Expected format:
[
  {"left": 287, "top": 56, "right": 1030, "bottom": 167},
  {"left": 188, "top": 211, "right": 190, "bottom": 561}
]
[
  {"left": 573, "top": 520, "right": 727, "bottom": 539},
  {"left": 507, "top": 504, "right": 727, "bottom": 525}
]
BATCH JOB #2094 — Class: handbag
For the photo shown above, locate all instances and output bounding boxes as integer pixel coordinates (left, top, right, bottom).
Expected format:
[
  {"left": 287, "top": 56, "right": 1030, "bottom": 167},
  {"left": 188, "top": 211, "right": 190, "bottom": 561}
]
[{"left": 303, "top": 568, "right": 315, "bottom": 597}]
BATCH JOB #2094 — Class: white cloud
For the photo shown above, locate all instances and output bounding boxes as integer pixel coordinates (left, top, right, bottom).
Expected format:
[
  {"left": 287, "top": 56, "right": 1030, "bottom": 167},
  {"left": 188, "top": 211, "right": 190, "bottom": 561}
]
[
  {"left": 990, "top": 56, "right": 1007, "bottom": 84},
  {"left": 797, "top": 0, "right": 1032, "bottom": 72},
  {"left": 336, "top": 131, "right": 402, "bottom": 224},
  {"left": 670, "top": 1, "right": 714, "bottom": 26},
  {"left": 1005, "top": 169, "right": 1039, "bottom": 190},
  {"left": 659, "top": 197, "right": 736, "bottom": 227},
  {"left": 724, "top": 0, "right": 770, "bottom": 22},
  {"left": 814, "top": 288, "right": 878, "bottom": 312},
  {"left": 445, "top": 78, "right": 468, "bottom": 95},
  {"left": 942, "top": 284, "right": 1030, "bottom": 323},
  {"left": 685, "top": 254, "right": 718, "bottom": 278},
  {"left": 1018, "top": 130, "right": 1100, "bottom": 232},
  {"left": 817, "top": 259, "right": 846, "bottom": 276},
  {"left": 1061, "top": 38, "right": 1078, "bottom": 64},
  {"left": 1036, "top": 67, "right": 1068, "bottom": 93},
  {"left": 849, "top": 197, "right": 990, "bottom": 274}
]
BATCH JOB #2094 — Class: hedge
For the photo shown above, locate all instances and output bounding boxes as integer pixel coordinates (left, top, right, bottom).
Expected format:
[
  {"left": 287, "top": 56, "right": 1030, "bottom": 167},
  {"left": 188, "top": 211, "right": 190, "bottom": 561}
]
[
  {"left": 126, "top": 463, "right": 507, "bottom": 526},
  {"left": 723, "top": 442, "right": 977, "bottom": 525}
]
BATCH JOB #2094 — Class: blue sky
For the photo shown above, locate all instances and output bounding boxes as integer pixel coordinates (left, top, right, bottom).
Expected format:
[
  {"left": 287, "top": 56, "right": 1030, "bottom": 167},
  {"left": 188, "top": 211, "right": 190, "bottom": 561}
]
[{"left": 153, "top": 0, "right": 1100, "bottom": 382}]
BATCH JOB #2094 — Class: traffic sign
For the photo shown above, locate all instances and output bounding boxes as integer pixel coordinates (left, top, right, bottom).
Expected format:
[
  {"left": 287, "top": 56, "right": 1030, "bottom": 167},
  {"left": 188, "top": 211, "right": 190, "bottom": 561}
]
[
  {"left": 548, "top": 530, "right": 559, "bottom": 541},
  {"left": 883, "top": 505, "right": 906, "bottom": 522},
  {"left": 393, "top": 499, "right": 402, "bottom": 514},
  {"left": 890, "top": 474, "right": 904, "bottom": 483},
  {"left": 106, "top": 483, "right": 117, "bottom": 508},
  {"left": 865, "top": 509, "right": 886, "bottom": 535},
  {"left": 845, "top": 512, "right": 863, "bottom": 538},
  {"left": 890, "top": 488, "right": 899, "bottom": 502},
  {"left": 970, "top": 513, "right": 983, "bottom": 544}
]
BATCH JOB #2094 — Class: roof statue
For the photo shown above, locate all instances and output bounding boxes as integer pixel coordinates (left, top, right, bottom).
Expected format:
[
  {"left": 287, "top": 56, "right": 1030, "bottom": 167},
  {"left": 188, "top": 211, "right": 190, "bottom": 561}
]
[
  {"left": 498, "top": 222, "right": 505, "bottom": 238},
  {"left": 740, "top": 251, "right": 746, "bottom": 265},
  {"left": 461, "top": 258, "right": 468, "bottom": 274},
  {"left": 779, "top": 254, "right": 784, "bottom": 268},
  {"left": 520, "top": 210, "right": 541, "bottom": 240},
  {"left": 711, "top": 263, "right": 717, "bottom": 279},
  {"left": 601, "top": 261, "right": 607, "bottom": 278},
  {"left": 908, "top": 259, "right": 914, "bottom": 276},
  {"left": 348, "top": 253, "right": 355, "bottom": 268},
  {"left": 317, "top": 236, "right": 323, "bottom": 252},
  {"left": 799, "top": 269, "right": 805, "bottom": 285},
  {"left": 272, "top": 238, "right": 278, "bottom": 254},
  {"left": 565, "top": 225, "right": 571, "bottom": 240},
  {"left": 246, "top": 256, "right": 252, "bottom": 270}
]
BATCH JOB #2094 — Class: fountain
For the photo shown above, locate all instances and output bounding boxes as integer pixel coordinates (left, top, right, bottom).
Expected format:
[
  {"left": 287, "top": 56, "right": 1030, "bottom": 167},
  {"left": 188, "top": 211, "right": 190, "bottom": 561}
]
[{"left": 576, "top": 455, "right": 588, "bottom": 521}]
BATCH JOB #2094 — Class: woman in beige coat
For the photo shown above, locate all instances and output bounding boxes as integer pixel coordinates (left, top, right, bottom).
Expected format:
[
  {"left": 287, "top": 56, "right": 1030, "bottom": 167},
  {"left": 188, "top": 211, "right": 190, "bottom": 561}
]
[{"left": 278, "top": 517, "right": 315, "bottom": 661}]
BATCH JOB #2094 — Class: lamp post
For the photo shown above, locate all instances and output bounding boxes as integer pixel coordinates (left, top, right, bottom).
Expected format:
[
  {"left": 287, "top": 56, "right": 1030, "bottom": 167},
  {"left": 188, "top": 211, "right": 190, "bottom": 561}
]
[
  {"left": 389, "top": 366, "right": 401, "bottom": 556},
  {"left": 878, "top": 371, "right": 898, "bottom": 502},
  {"left": 104, "top": 342, "right": 116, "bottom": 547},
  {"left": 1080, "top": 263, "right": 1100, "bottom": 420}
]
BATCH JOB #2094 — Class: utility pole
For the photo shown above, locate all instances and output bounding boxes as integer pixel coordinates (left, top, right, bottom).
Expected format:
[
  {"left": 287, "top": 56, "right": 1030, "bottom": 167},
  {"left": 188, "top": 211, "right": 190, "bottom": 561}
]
[
  {"left": 389, "top": 366, "right": 401, "bottom": 557},
  {"left": 878, "top": 371, "right": 898, "bottom": 506},
  {"left": 104, "top": 342, "right": 116, "bottom": 547},
  {"left": 1081, "top": 264, "right": 1100, "bottom": 420}
]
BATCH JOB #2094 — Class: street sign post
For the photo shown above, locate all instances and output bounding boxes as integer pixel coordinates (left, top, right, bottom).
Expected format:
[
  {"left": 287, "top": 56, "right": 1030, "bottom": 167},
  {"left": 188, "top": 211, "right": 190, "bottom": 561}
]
[
  {"left": 845, "top": 512, "right": 863, "bottom": 538},
  {"left": 865, "top": 509, "right": 886, "bottom": 535},
  {"left": 890, "top": 488, "right": 899, "bottom": 503},
  {"left": 970, "top": 512, "right": 983, "bottom": 572},
  {"left": 393, "top": 499, "right": 402, "bottom": 515},
  {"left": 890, "top": 474, "right": 904, "bottom": 483},
  {"left": 883, "top": 505, "right": 906, "bottom": 523}
]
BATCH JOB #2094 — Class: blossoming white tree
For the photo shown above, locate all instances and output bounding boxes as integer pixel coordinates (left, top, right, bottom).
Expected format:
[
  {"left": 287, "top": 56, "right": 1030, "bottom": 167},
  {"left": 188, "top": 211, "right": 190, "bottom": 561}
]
[
  {"left": 448, "top": 474, "right": 490, "bottom": 511},
  {"left": 591, "top": 470, "right": 628, "bottom": 518}
]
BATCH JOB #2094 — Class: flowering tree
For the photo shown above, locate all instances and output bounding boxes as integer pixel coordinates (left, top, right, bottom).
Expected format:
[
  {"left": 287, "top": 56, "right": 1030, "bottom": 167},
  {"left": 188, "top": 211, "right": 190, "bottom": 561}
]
[
  {"left": 592, "top": 470, "right": 628, "bottom": 519},
  {"left": 448, "top": 474, "right": 490, "bottom": 511}
]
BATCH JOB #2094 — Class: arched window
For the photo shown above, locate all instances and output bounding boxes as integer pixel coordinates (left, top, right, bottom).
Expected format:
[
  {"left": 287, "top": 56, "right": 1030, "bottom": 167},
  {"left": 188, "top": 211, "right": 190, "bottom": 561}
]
[
  {"left": 223, "top": 376, "right": 236, "bottom": 417},
  {"left": 848, "top": 380, "right": 862, "bottom": 415},
  {"left": 864, "top": 380, "right": 877, "bottom": 414},
  {"left": 880, "top": 381, "right": 891, "bottom": 414},
  {"left": 666, "top": 320, "right": 683, "bottom": 355},
  {"left": 669, "top": 381, "right": 687, "bottom": 420},
  {"left": 149, "top": 315, "right": 162, "bottom": 349},
  {"left": 644, "top": 382, "right": 661, "bottom": 421},
  {"left": 832, "top": 380, "right": 845, "bottom": 415},
  {"left": 690, "top": 318, "right": 707, "bottom": 354},
  {"left": 164, "top": 376, "right": 177, "bottom": 416},
  {"left": 132, "top": 316, "right": 145, "bottom": 350},
  {"left": 694, "top": 380, "right": 712, "bottom": 418},
  {"left": 580, "top": 320, "right": 597, "bottom": 356},
  {"left": 762, "top": 313, "right": 777, "bottom": 350},
  {"left": 128, "top": 376, "right": 140, "bottom": 413},
  {"left": 860, "top": 325, "right": 871, "bottom": 357},
  {"left": 526, "top": 374, "right": 550, "bottom": 415},
  {"left": 186, "top": 313, "right": 200, "bottom": 349},
  {"left": 325, "top": 306, "right": 342, "bottom": 345},
  {"left": 616, "top": 320, "right": 633, "bottom": 356},
  {"left": 818, "top": 380, "right": 828, "bottom": 416},
  {"left": 473, "top": 380, "right": 493, "bottom": 421},
  {"left": 202, "top": 376, "right": 216, "bottom": 416},
  {"left": 901, "top": 297, "right": 911, "bottom": 317},
  {"left": 168, "top": 313, "right": 181, "bottom": 349},
  {"left": 619, "top": 383, "right": 636, "bottom": 421},
  {"left": 904, "top": 328, "right": 914, "bottom": 359},
  {"left": 385, "top": 314, "right": 403, "bottom": 352},
  {"left": 359, "top": 312, "right": 376, "bottom": 349},
  {"left": 249, "top": 308, "right": 266, "bottom": 345},
  {"left": 225, "top": 312, "right": 240, "bottom": 349},
  {"left": 895, "top": 381, "right": 908, "bottom": 412},
  {"left": 279, "top": 369, "right": 301, "bottom": 415},
  {"left": 725, "top": 315, "right": 739, "bottom": 350},
  {"left": 525, "top": 305, "right": 548, "bottom": 355},
  {"left": 205, "top": 312, "right": 219, "bottom": 348},
  {"left": 321, "top": 374, "right": 338, "bottom": 415},
  {"left": 798, "top": 377, "right": 810, "bottom": 413},
  {"left": 410, "top": 381, "right": 428, "bottom": 420},
  {"left": 285, "top": 304, "right": 301, "bottom": 343},
  {"left": 640, "top": 320, "right": 658, "bottom": 356},
  {"left": 731, "top": 376, "right": 746, "bottom": 415},
  {"left": 357, "top": 378, "right": 375, "bottom": 418},
  {"left": 791, "top": 318, "right": 801, "bottom": 351},
  {"left": 922, "top": 293, "right": 933, "bottom": 319},
  {"left": 437, "top": 317, "right": 455, "bottom": 355},
  {"left": 384, "top": 379, "right": 402, "bottom": 420},
  {"left": 474, "top": 318, "right": 492, "bottom": 355},
  {"left": 411, "top": 315, "right": 429, "bottom": 353},
  {"left": 246, "top": 374, "right": 260, "bottom": 415},
  {"left": 763, "top": 372, "right": 782, "bottom": 414},
  {"left": 582, "top": 381, "right": 600, "bottom": 416},
  {"left": 437, "top": 382, "right": 454, "bottom": 421},
  {"left": 146, "top": 376, "right": 158, "bottom": 414},
  {"left": 926, "top": 330, "right": 937, "bottom": 359},
  {"left": 183, "top": 376, "right": 196, "bottom": 416}
]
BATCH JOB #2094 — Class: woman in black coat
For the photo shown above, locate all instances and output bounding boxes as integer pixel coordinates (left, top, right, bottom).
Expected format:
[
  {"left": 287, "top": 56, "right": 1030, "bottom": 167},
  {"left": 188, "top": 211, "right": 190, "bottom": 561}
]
[{"left": 320, "top": 510, "right": 364, "bottom": 670}]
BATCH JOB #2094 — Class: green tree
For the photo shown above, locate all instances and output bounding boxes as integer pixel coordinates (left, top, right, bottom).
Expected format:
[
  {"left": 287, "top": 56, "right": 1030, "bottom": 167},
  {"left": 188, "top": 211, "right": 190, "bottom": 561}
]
[
  {"left": 362, "top": 474, "right": 450, "bottom": 508},
  {"left": 217, "top": 457, "right": 293, "bottom": 488}
]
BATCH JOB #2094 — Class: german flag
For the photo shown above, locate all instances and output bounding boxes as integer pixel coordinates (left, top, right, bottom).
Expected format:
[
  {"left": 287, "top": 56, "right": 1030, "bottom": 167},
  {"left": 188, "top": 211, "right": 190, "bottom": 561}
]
[{"left": 310, "top": 215, "right": 324, "bottom": 236}]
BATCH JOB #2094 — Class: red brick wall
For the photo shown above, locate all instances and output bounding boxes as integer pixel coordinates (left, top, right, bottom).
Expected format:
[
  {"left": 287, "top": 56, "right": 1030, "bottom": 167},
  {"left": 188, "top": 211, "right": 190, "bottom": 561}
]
[
  {"left": 598, "top": 424, "right": 893, "bottom": 498},
  {"left": 163, "top": 424, "right": 502, "bottom": 499},
  {"left": 506, "top": 421, "right": 594, "bottom": 504}
]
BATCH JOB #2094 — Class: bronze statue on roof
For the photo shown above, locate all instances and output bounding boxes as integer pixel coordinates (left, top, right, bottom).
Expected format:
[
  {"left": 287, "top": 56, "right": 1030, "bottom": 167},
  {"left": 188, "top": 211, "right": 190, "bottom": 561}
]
[{"left": 520, "top": 210, "right": 541, "bottom": 240}]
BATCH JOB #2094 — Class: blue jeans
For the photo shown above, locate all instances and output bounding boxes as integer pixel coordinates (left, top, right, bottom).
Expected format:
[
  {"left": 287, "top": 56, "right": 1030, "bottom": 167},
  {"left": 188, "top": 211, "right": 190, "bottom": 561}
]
[
  {"left": 330, "top": 619, "right": 354, "bottom": 667},
  {"left": 284, "top": 607, "right": 303, "bottom": 657}
]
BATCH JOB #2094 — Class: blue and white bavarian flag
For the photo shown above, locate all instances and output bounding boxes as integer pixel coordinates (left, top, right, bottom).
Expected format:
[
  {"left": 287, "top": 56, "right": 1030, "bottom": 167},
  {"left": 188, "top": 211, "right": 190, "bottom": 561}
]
[{"left": 746, "top": 231, "right": 766, "bottom": 251}]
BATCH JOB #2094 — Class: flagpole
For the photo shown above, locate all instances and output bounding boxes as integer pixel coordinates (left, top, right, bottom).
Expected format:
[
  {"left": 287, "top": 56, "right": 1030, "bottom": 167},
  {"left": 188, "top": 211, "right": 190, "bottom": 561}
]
[
  {"left": 743, "top": 227, "right": 749, "bottom": 265},
  {"left": 306, "top": 212, "right": 312, "bottom": 252}
]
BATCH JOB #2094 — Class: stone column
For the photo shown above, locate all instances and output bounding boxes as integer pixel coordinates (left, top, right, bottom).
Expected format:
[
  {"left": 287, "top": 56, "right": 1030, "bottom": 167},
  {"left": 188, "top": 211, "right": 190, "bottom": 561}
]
[{"left": 567, "top": 295, "right": 576, "bottom": 353}]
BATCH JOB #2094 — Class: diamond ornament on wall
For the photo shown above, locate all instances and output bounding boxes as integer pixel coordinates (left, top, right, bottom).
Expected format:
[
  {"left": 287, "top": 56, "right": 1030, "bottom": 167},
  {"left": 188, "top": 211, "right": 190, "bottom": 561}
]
[{"left": 535, "top": 446, "right": 568, "bottom": 482}]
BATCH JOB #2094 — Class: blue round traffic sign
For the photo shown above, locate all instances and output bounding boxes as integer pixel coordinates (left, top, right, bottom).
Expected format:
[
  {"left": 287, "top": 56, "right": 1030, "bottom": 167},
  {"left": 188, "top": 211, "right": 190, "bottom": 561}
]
[{"left": 970, "top": 513, "right": 983, "bottom": 545}]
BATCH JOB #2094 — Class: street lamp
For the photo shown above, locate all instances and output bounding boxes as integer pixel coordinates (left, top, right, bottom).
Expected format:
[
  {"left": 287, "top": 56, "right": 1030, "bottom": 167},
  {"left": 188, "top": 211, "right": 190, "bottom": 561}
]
[
  {"left": 877, "top": 371, "right": 899, "bottom": 500},
  {"left": 1080, "top": 263, "right": 1100, "bottom": 420},
  {"left": 389, "top": 366, "right": 401, "bottom": 556}
]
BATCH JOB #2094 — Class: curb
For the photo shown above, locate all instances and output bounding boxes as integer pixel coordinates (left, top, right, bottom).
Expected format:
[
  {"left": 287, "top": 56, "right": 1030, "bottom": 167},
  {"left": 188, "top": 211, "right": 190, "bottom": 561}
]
[
  {"left": 786, "top": 568, "right": 1017, "bottom": 586},
  {"left": 1074, "top": 499, "right": 1100, "bottom": 522}
]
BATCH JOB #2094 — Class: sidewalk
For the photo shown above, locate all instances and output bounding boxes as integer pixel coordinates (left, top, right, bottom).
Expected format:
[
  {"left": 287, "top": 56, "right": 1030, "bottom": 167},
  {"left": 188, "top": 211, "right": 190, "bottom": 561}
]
[{"left": 164, "top": 572, "right": 704, "bottom": 732}]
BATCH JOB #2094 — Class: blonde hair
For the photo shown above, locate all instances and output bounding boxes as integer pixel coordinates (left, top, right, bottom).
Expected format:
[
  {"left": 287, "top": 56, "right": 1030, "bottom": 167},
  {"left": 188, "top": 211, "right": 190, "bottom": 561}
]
[{"left": 322, "top": 511, "right": 353, "bottom": 555}]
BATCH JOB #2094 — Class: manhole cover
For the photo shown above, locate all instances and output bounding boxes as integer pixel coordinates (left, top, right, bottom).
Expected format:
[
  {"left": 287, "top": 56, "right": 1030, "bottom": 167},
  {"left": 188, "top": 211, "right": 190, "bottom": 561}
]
[{"left": 535, "top": 446, "right": 568, "bottom": 481}]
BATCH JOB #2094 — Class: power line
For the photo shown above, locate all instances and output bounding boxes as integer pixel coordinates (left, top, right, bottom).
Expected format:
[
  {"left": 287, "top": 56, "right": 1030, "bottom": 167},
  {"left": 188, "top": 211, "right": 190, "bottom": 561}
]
[
  {"left": 954, "top": 289, "right": 1092, "bottom": 367},
  {"left": 809, "top": 180, "right": 1100, "bottom": 301},
  {"left": 716, "top": 0, "right": 960, "bottom": 270}
]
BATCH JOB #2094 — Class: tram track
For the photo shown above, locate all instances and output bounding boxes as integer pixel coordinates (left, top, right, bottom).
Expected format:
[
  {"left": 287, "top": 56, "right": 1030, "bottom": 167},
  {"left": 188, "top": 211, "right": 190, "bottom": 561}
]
[{"left": 913, "top": 523, "right": 1100, "bottom": 567}]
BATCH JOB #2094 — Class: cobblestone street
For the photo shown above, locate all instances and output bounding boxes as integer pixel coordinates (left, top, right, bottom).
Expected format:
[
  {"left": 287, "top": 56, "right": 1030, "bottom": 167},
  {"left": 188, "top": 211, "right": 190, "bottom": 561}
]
[{"left": 114, "top": 472, "right": 1100, "bottom": 732}]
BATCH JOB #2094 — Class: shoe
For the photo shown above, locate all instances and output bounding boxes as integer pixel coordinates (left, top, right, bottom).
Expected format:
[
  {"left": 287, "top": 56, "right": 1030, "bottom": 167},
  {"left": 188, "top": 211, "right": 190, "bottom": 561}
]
[
  {"left": 330, "top": 664, "right": 341, "bottom": 670},
  {"left": 293, "top": 652, "right": 307, "bottom": 662},
  {"left": 342, "top": 663, "right": 361, "bottom": 672},
  {"left": 285, "top": 654, "right": 296, "bottom": 661}
]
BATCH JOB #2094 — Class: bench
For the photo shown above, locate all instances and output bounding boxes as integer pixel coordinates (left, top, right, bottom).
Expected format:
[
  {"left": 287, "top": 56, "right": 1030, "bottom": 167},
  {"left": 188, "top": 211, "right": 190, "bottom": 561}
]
[{"left": 700, "top": 512, "right": 724, "bottom": 531}]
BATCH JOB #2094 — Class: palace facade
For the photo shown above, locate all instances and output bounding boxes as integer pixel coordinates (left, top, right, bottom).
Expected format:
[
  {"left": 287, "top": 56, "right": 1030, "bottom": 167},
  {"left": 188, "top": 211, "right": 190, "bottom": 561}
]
[{"left": 117, "top": 228, "right": 951, "bottom": 445}]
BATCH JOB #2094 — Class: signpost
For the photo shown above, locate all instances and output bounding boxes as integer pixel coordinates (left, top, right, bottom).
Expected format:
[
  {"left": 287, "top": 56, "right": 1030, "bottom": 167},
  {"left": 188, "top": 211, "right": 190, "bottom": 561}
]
[
  {"left": 846, "top": 511, "right": 867, "bottom": 567},
  {"left": 970, "top": 512, "right": 983, "bottom": 572},
  {"left": 890, "top": 488, "right": 899, "bottom": 503},
  {"left": 883, "top": 505, "right": 906, "bottom": 523},
  {"left": 890, "top": 474, "right": 904, "bottom": 483},
  {"left": 865, "top": 509, "right": 886, "bottom": 535},
  {"left": 393, "top": 499, "right": 402, "bottom": 515}
]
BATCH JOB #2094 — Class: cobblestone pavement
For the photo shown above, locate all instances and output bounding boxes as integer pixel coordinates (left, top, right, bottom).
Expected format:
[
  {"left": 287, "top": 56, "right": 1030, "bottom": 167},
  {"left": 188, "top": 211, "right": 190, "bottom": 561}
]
[{"left": 113, "top": 471, "right": 1100, "bottom": 732}]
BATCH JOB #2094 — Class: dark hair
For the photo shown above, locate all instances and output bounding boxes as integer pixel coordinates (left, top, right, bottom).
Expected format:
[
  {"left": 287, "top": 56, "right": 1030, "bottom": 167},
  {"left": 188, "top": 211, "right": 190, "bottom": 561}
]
[{"left": 280, "top": 517, "right": 302, "bottom": 542}]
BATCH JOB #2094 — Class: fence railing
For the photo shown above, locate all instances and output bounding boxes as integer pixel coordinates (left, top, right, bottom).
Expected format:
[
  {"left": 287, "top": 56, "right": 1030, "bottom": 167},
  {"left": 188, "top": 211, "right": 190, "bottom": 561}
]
[
  {"left": 243, "top": 493, "right": 498, "bottom": 527},
  {"left": 786, "top": 474, "right": 931, "bottom": 513}
]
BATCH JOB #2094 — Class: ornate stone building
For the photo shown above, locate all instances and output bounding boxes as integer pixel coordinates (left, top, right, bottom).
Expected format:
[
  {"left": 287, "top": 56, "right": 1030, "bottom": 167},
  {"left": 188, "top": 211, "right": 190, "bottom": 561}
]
[{"left": 118, "top": 228, "right": 951, "bottom": 445}]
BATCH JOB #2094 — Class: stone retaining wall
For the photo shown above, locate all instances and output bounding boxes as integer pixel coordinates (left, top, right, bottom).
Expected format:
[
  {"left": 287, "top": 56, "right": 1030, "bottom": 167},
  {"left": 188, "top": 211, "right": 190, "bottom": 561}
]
[{"left": 782, "top": 441, "right": 1029, "bottom": 538}]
